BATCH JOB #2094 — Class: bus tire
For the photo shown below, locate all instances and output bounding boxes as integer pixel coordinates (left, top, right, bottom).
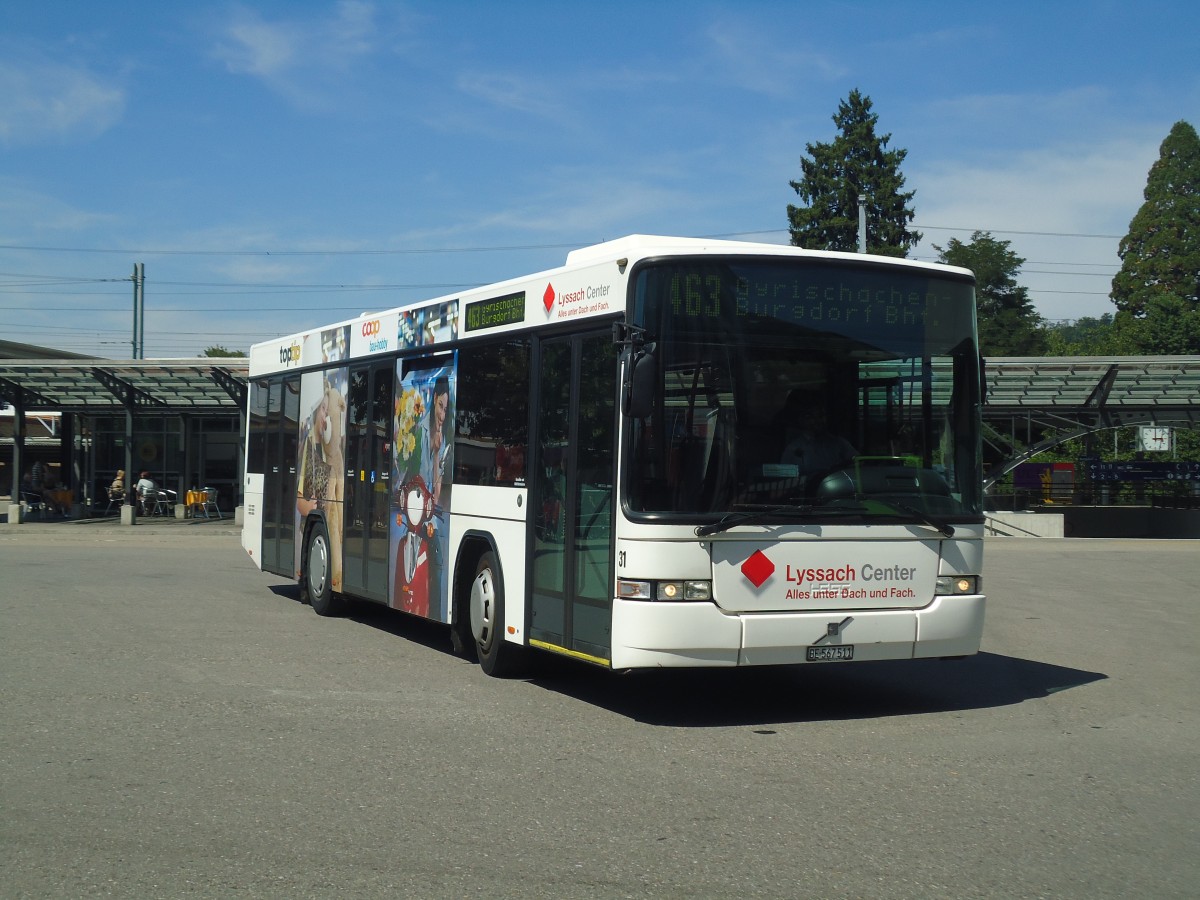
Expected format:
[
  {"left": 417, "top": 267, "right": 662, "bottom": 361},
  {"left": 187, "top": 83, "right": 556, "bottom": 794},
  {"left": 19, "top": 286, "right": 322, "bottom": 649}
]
[
  {"left": 470, "top": 551, "right": 525, "bottom": 677},
  {"left": 305, "top": 520, "right": 345, "bottom": 617}
]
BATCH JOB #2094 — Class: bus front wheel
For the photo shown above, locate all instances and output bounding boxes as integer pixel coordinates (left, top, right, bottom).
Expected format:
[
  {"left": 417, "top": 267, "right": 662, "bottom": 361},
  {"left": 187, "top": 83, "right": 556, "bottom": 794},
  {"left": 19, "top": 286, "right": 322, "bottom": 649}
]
[
  {"left": 305, "top": 521, "right": 345, "bottom": 617},
  {"left": 470, "top": 551, "right": 524, "bottom": 677}
]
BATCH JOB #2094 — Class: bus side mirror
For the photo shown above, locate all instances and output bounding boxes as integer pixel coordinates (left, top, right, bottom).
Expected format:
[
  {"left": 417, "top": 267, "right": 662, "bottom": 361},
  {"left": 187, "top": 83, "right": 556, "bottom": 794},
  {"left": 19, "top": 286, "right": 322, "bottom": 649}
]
[{"left": 622, "top": 343, "right": 657, "bottom": 419}]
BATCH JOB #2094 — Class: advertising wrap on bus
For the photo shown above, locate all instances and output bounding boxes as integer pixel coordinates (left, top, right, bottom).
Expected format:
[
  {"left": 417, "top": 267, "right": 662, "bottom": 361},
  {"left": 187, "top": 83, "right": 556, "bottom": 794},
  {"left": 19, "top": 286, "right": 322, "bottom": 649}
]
[{"left": 350, "top": 312, "right": 400, "bottom": 357}]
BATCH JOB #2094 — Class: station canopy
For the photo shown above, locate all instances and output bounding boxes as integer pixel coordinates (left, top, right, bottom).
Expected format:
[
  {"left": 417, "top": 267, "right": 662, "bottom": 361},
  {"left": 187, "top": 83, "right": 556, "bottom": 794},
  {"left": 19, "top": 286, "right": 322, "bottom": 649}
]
[
  {"left": 984, "top": 355, "right": 1200, "bottom": 425},
  {"left": 0, "top": 358, "right": 249, "bottom": 416},
  {"left": 3, "top": 353, "right": 1200, "bottom": 423}
]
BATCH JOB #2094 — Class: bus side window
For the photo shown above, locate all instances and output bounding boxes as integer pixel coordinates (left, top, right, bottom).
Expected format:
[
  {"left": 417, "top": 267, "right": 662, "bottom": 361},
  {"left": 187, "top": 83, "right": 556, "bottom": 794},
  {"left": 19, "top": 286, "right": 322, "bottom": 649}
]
[{"left": 455, "top": 337, "right": 531, "bottom": 487}]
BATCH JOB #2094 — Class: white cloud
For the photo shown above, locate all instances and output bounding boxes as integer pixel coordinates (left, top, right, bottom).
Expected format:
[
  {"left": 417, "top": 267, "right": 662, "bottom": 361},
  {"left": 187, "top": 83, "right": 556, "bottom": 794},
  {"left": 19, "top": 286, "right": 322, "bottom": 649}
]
[
  {"left": 456, "top": 72, "right": 563, "bottom": 118},
  {"left": 0, "top": 56, "right": 125, "bottom": 146},
  {"left": 0, "top": 179, "right": 117, "bottom": 234},
  {"left": 703, "top": 18, "right": 847, "bottom": 96},
  {"left": 911, "top": 134, "right": 1163, "bottom": 321},
  {"left": 916, "top": 138, "right": 1155, "bottom": 235},
  {"left": 482, "top": 168, "right": 712, "bottom": 239},
  {"left": 211, "top": 1, "right": 384, "bottom": 109},
  {"left": 217, "top": 19, "right": 302, "bottom": 79}
]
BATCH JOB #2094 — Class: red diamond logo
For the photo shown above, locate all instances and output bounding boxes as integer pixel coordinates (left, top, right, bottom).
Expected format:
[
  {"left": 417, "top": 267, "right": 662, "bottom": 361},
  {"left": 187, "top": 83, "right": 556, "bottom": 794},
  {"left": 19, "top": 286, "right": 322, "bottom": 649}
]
[
  {"left": 741, "top": 550, "right": 775, "bottom": 588},
  {"left": 543, "top": 283, "right": 556, "bottom": 312}
]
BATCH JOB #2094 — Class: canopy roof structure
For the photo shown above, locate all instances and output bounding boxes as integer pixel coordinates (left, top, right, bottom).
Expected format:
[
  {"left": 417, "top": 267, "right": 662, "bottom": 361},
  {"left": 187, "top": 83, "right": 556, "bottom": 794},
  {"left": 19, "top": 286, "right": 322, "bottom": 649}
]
[
  {"left": 2, "top": 354, "right": 1198, "bottom": 489},
  {"left": 0, "top": 358, "right": 248, "bottom": 415},
  {"left": 4, "top": 355, "right": 1196, "bottom": 419},
  {"left": 984, "top": 356, "right": 1200, "bottom": 425},
  {"left": 980, "top": 356, "right": 1200, "bottom": 485}
]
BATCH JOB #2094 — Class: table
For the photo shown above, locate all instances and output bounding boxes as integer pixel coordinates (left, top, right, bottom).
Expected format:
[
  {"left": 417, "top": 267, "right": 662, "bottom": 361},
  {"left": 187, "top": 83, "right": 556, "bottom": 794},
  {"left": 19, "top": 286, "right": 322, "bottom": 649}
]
[{"left": 186, "top": 489, "right": 207, "bottom": 517}]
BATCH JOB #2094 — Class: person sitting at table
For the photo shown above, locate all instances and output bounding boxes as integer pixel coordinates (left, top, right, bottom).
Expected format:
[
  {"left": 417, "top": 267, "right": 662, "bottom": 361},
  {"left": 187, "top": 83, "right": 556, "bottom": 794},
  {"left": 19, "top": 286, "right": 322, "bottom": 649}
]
[
  {"left": 136, "top": 470, "right": 158, "bottom": 515},
  {"left": 107, "top": 469, "right": 127, "bottom": 508},
  {"left": 20, "top": 472, "right": 41, "bottom": 508},
  {"left": 42, "top": 469, "right": 71, "bottom": 517}
]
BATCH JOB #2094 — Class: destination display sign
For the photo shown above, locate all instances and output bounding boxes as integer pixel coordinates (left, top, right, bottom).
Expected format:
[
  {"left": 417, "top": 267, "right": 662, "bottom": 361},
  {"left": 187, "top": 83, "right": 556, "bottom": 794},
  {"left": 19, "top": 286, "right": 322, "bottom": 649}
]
[
  {"left": 640, "top": 260, "right": 976, "bottom": 354},
  {"left": 465, "top": 291, "right": 526, "bottom": 332}
]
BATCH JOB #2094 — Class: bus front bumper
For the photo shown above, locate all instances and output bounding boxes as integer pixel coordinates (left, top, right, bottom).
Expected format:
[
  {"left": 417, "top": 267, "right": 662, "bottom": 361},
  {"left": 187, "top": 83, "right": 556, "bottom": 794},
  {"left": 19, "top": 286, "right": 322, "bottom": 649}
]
[{"left": 609, "top": 595, "right": 985, "bottom": 669}]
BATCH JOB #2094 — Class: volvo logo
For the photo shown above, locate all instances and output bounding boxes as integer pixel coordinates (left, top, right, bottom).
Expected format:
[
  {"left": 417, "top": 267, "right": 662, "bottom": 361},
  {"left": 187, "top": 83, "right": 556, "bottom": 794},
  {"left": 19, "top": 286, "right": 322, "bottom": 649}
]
[{"left": 812, "top": 617, "right": 853, "bottom": 645}]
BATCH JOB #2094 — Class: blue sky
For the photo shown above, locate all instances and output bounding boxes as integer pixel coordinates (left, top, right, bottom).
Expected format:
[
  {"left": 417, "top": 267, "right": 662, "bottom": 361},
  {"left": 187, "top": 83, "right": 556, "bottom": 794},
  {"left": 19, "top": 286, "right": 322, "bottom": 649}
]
[{"left": 2, "top": 1, "right": 1197, "bottom": 358}]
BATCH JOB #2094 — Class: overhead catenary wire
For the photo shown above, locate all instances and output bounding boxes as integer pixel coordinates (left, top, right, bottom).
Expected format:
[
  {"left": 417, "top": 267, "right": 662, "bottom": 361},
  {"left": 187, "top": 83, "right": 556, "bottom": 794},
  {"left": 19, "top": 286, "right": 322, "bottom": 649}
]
[
  {"left": 1, "top": 225, "right": 1130, "bottom": 356},
  {"left": 0, "top": 223, "right": 1125, "bottom": 258}
]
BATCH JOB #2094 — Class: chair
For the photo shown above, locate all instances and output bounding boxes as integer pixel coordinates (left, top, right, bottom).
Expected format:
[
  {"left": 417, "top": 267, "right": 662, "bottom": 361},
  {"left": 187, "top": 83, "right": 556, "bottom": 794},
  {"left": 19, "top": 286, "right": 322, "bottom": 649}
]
[
  {"left": 104, "top": 486, "right": 126, "bottom": 515},
  {"left": 153, "top": 490, "right": 172, "bottom": 516},
  {"left": 20, "top": 490, "right": 45, "bottom": 519},
  {"left": 139, "top": 487, "right": 170, "bottom": 517},
  {"left": 199, "top": 486, "right": 222, "bottom": 519}
]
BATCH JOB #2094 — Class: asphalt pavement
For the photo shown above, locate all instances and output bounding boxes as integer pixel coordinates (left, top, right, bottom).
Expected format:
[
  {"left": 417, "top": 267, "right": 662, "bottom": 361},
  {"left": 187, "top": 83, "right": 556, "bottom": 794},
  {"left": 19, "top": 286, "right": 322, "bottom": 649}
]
[{"left": 1, "top": 525, "right": 1197, "bottom": 899}]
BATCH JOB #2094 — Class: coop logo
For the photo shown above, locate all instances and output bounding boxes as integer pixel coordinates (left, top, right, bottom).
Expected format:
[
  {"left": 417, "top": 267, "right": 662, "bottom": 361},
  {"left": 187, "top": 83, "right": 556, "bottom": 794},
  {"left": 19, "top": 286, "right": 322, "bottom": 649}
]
[
  {"left": 361, "top": 318, "right": 389, "bottom": 352},
  {"left": 279, "top": 342, "right": 301, "bottom": 367}
]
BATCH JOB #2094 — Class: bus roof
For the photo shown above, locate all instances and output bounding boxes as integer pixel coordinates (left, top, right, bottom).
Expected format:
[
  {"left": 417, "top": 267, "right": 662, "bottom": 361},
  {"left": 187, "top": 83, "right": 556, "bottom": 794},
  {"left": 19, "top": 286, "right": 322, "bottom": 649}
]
[
  {"left": 248, "top": 235, "right": 974, "bottom": 374},
  {"left": 564, "top": 234, "right": 974, "bottom": 278}
]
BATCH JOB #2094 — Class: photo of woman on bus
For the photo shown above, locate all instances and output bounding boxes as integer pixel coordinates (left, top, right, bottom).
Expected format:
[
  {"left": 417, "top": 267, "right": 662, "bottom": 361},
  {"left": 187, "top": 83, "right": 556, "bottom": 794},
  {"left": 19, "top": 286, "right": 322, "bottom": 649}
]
[{"left": 297, "top": 373, "right": 347, "bottom": 590}]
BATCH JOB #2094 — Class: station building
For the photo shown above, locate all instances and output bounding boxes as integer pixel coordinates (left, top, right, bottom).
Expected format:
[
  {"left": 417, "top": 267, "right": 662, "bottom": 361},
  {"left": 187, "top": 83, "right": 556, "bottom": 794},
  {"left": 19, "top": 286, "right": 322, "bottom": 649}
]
[{"left": 1, "top": 340, "right": 247, "bottom": 518}]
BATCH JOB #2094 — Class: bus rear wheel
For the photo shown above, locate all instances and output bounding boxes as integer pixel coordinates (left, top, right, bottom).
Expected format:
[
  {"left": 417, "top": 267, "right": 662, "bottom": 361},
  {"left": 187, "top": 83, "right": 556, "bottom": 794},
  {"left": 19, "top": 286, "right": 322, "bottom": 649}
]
[
  {"left": 470, "top": 551, "right": 525, "bottom": 677},
  {"left": 305, "top": 521, "right": 345, "bottom": 617}
]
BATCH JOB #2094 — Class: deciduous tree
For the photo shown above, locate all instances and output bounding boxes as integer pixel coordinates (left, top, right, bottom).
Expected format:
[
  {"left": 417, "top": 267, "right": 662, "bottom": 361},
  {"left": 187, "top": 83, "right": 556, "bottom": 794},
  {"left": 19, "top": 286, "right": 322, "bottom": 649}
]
[{"left": 936, "top": 231, "right": 1046, "bottom": 356}]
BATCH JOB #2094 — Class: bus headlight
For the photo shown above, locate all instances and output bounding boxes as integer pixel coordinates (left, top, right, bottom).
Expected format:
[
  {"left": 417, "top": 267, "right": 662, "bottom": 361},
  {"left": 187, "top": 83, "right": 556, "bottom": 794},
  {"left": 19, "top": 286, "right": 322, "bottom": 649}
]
[
  {"left": 617, "top": 579, "right": 712, "bottom": 602},
  {"left": 658, "top": 581, "right": 712, "bottom": 601},
  {"left": 936, "top": 575, "right": 979, "bottom": 596}
]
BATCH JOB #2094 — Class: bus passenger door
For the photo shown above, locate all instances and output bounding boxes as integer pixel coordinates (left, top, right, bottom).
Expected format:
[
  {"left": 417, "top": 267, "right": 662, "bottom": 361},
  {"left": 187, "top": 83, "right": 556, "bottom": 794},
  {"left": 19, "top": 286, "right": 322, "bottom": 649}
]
[
  {"left": 261, "top": 375, "right": 300, "bottom": 577},
  {"left": 342, "top": 361, "right": 393, "bottom": 602},
  {"left": 530, "top": 331, "right": 618, "bottom": 664}
]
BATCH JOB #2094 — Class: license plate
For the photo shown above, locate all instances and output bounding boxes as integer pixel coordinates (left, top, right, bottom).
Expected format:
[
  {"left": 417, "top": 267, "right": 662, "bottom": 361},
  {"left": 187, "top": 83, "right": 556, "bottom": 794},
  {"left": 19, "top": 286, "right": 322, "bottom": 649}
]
[{"left": 806, "top": 645, "right": 854, "bottom": 662}]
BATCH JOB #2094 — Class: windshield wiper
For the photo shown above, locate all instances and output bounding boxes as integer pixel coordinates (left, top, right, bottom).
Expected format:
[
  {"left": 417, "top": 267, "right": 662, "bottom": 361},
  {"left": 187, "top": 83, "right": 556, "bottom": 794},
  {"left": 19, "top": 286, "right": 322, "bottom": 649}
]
[
  {"left": 695, "top": 504, "right": 867, "bottom": 537},
  {"left": 695, "top": 500, "right": 957, "bottom": 538},
  {"left": 870, "top": 501, "right": 956, "bottom": 537}
]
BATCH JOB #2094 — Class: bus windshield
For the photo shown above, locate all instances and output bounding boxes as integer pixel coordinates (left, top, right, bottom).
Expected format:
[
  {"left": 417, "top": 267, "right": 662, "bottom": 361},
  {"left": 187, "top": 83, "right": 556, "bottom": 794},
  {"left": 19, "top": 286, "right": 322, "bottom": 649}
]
[{"left": 626, "top": 257, "right": 983, "bottom": 523}]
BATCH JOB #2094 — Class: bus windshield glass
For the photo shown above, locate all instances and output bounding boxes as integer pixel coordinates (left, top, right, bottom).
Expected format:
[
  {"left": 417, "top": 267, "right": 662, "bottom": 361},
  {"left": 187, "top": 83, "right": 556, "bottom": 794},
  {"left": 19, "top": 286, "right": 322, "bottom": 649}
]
[{"left": 627, "top": 257, "right": 983, "bottom": 522}]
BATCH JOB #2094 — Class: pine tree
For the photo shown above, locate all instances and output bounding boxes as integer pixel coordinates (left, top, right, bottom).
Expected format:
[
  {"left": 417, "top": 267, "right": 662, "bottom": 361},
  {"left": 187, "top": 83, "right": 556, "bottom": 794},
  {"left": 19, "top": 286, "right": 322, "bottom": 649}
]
[
  {"left": 936, "top": 231, "right": 1046, "bottom": 356},
  {"left": 1111, "top": 120, "right": 1200, "bottom": 323},
  {"left": 787, "top": 89, "right": 920, "bottom": 257}
]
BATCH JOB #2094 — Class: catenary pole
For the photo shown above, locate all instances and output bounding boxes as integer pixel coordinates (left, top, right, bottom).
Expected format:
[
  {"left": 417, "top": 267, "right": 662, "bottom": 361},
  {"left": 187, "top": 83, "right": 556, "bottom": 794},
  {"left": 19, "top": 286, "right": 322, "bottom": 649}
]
[
  {"left": 135, "top": 263, "right": 145, "bottom": 358},
  {"left": 131, "top": 264, "right": 139, "bottom": 358},
  {"left": 857, "top": 195, "right": 867, "bottom": 253}
]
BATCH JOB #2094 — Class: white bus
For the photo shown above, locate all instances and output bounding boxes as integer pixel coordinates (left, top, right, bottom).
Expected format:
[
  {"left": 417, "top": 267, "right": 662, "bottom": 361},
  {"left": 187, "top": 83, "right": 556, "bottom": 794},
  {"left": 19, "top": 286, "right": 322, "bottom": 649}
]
[{"left": 242, "top": 235, "right": 985, "bottom": 676}]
